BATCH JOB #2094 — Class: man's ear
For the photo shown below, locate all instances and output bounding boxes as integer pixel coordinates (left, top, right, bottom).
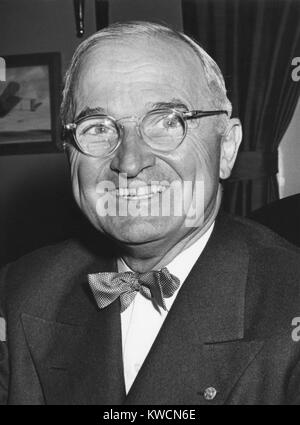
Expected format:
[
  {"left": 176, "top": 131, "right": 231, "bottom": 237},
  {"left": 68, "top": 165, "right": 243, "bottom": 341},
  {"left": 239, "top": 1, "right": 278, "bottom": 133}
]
[{"left": 219, "top": 118, "right": 242, "bottom": 179}]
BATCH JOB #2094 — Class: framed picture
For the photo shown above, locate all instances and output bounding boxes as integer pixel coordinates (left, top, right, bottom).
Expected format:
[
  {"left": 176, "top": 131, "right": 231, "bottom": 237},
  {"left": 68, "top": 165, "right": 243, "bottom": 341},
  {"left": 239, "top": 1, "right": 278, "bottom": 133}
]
[{"left": 0, "top": 52, "right": 61, "bottom": 155}]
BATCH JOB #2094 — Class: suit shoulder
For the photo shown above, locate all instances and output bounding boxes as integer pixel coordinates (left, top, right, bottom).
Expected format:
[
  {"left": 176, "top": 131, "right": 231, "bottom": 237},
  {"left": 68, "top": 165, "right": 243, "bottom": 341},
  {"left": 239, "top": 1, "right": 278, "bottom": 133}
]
[
  {"left": 225, "top": 215, "right": 300, "bottom": 332},
  {"left": 229, "top": 214, "right": 300, "bottom": 256},
  {"left": 5, "top": 238, "right": 90, "bottom": 278},
  {"left": 0, "top": 238, "right": 108, "bottom": 315},
  {"left": 229, "top": 215, "right": 300, "bottom": 283}
]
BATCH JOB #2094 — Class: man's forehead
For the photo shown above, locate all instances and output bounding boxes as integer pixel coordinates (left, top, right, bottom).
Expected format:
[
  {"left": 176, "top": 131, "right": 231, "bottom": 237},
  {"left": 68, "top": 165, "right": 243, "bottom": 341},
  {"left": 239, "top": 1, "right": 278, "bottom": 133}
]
[
  {"left": 79, "top": 35, "right": 204, "bottom": 80},
  {"left": 73, "top": 34, "right": 211, "bottom": 116}
]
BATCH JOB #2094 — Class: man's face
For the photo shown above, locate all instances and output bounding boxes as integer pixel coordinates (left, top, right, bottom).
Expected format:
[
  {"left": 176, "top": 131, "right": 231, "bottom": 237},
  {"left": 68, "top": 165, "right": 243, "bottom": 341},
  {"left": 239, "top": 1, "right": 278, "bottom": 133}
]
[{"left": 68, "top": 36, "right": 223, "bottom": 247}]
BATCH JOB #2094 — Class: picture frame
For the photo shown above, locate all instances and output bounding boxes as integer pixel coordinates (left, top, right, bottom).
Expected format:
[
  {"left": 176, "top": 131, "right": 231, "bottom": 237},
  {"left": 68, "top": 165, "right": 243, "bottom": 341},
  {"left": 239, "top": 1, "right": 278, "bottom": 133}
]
[{"left": 0, "top": 52, "right": 62, "bottom": 155}]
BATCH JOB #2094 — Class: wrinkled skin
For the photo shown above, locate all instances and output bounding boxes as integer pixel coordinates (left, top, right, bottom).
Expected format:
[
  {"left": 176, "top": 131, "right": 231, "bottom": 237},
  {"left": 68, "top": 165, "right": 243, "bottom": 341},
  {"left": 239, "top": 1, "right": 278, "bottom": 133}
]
[{"left": 67, "top": 36, "right": 242, "bottom": 271}]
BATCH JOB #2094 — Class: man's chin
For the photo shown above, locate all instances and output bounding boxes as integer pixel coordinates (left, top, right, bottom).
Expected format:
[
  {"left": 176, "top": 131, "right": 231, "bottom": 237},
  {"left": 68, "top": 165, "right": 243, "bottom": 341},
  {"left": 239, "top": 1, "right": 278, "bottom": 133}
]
[{"left": 99, "top": 215, "right": 178, "bottom": 246}]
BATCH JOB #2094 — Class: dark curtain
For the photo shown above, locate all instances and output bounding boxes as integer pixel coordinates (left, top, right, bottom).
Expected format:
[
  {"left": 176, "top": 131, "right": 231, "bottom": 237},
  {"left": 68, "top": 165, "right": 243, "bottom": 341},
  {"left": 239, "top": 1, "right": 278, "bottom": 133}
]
[{"left": 182, "top": 0, "right": 300, "bottom": 215}]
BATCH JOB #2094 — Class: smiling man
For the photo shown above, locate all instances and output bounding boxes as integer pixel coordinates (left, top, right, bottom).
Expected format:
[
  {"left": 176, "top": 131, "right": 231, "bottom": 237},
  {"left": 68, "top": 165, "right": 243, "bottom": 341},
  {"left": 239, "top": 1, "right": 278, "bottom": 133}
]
[
  {"left": 63, "top": 24, "right": 239, "bottom": 268},
  {"left": 1, "top": 21, "right": 300, "bottom": 405}
]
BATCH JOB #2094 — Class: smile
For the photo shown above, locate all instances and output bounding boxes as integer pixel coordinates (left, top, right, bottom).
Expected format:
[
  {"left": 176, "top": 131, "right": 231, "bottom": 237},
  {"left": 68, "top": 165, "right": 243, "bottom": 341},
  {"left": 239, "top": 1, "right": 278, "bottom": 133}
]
[{"left": 115, "top": 185, "right": 169, "bottom": 200}]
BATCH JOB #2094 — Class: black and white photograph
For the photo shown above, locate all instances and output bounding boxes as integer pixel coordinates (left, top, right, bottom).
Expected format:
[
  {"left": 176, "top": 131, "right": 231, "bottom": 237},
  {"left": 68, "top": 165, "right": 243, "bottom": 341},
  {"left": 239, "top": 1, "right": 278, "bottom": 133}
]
[{"left": 0, "top": 0, "right": 300, "bottom": 408}]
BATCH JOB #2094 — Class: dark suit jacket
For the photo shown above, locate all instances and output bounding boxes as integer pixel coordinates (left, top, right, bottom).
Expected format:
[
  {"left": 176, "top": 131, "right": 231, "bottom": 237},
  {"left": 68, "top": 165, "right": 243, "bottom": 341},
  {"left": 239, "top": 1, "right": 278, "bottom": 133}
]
[{"left": 1, "top": 214, "right": 300, "bottom": 405}]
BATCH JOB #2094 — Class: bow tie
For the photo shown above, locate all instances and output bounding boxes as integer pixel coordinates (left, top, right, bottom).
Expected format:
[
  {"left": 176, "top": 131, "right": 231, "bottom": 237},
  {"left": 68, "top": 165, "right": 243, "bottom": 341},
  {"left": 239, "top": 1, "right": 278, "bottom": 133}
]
[{"left": 88, "top": 267, "right": 180, "bottom": 312}]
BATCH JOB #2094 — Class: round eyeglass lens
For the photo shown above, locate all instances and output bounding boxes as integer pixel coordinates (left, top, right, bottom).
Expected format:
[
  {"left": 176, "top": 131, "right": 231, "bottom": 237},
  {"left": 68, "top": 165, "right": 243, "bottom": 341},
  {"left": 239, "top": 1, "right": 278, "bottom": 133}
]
[
  {"left": 141, "top": 109, "right": 185, "bottom": 151},
  {"left": 76, "top": 116, "right": 120, "bottom": 156}
]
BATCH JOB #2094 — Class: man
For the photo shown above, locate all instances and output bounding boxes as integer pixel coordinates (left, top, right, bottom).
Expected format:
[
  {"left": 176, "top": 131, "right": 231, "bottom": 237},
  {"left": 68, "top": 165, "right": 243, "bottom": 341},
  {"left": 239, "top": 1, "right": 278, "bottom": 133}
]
[{"left": 1, "top": 21, "right": 300, "bottom": 405}]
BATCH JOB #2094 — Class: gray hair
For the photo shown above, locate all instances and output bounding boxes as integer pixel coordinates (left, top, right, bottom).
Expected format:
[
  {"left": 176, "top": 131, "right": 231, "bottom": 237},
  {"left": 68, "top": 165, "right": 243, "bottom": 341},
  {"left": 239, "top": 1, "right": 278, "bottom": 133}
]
[{"left": 61, "top": 21, "right": 232, "bottom": 132}]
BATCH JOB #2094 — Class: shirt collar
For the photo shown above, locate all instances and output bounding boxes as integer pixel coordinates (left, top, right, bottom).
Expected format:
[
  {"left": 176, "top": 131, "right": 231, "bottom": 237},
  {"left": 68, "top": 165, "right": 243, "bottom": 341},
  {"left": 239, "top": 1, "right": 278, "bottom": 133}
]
[{"left": 117, "top": 222, "right": 215, "bottom": 286}]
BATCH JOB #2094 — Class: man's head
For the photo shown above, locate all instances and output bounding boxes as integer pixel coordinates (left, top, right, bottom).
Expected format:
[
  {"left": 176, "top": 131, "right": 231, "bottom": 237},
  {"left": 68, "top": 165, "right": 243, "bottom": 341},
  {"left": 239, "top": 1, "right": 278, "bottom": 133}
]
[{"left": 61, "top": 21, "right": 242, "bottom": 257}]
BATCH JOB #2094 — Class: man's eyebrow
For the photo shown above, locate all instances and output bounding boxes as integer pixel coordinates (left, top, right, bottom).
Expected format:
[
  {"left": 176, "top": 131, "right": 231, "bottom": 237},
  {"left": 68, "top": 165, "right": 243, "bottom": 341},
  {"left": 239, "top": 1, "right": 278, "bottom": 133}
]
[
  {"left": 74, "top": 100, "right": 188, "bottom": 121},
  {"left": 150, "top": 100, "right": 189, "bottom": 110},
  {"left": 75, "top": 106, "right": 106, "bottom": 121}
]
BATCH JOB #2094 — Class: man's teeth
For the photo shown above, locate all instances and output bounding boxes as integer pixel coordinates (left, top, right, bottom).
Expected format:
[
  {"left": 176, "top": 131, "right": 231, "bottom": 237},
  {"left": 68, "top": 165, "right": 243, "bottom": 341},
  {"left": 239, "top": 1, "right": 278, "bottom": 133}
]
[{"left": 116, "top": 185, "right": 168, "bottom": 198}]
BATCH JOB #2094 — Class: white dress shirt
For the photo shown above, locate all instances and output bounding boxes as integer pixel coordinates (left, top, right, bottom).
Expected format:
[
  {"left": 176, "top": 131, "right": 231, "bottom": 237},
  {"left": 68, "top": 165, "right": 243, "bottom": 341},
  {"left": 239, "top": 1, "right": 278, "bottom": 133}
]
[{"left": 118, "top": 223, "right": 214, "bottom": 394}]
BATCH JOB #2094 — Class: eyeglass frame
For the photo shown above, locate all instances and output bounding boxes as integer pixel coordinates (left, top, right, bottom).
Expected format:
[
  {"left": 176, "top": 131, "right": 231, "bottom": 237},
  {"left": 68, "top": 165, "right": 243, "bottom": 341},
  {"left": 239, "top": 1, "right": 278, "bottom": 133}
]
[{"left": 62, "top": 108, "right": 229, "bottom": 157}]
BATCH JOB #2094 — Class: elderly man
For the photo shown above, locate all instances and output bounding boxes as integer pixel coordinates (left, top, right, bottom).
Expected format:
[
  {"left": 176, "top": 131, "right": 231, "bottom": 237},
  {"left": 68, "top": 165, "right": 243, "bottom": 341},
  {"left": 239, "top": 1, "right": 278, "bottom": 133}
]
[{"left": 1, "top": 21, "right": 300, "bottom": 405}]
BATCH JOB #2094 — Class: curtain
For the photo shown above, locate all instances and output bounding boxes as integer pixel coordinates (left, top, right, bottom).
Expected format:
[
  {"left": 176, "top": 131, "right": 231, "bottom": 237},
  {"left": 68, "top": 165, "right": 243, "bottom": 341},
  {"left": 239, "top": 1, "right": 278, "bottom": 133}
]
[{"left": 182, "top": 0, "right": 300, "bottom": 215}]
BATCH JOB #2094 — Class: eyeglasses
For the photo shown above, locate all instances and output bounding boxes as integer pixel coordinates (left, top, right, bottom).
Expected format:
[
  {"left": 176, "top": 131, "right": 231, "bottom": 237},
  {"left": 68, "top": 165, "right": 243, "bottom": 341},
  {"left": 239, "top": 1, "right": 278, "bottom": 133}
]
[{"left": 63, "top": 108, "right": 228, "bottom": 157}]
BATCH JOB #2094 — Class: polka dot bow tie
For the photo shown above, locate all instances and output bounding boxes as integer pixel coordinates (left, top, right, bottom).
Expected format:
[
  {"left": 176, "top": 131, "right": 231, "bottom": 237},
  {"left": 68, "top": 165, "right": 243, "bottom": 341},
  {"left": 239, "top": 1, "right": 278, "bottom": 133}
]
[{"left": 88, "top": 267, "right": 180, "bottom": 312}]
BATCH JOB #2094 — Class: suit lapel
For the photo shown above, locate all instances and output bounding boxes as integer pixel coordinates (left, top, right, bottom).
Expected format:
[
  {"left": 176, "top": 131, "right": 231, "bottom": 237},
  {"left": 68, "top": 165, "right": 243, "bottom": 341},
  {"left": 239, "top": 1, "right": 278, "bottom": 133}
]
[
  {"left": 125, "top": 216, "right": 264, "bottom": 404},
  {"left": 21, "top": 255, "right": 126, "bottom": 405},
  {"left": 21, "top": 215, "right": 265, "bottom": 405}
]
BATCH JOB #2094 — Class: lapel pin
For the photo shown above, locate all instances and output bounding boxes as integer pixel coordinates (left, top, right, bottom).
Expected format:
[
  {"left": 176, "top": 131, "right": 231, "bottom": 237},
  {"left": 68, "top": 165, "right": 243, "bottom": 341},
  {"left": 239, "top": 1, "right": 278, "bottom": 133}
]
[{"left": 203, "top": 386, "right": 217, "bottom": 401}]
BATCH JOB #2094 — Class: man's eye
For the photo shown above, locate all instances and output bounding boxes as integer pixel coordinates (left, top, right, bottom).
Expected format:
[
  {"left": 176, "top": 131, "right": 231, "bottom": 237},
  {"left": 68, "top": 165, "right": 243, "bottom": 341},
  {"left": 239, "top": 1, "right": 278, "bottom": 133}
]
[
  {"left": 83, "top": 124, "right": 110, "bottom": 135},
  {"left": 162, "top": 116, "right": 181, "bottom": 129}
]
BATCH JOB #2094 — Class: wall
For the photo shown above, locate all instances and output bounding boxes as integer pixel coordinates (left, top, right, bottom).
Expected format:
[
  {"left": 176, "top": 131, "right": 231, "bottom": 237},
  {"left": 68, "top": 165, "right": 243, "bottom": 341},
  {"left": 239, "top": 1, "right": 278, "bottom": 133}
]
[
  {"left": 0, "top": 0, "right": 97, "bottom": 69},
  {"left": 109, "top": 0, "right": 183, "bottom": 30}
]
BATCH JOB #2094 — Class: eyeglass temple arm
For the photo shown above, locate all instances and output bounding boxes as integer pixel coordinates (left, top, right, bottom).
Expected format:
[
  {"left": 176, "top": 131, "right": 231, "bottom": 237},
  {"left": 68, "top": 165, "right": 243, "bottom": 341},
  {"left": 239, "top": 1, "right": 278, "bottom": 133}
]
[
  {"left": 184, "top": 110, "right": 228, "bottom": 120},
  {"left": 61, "top": 122, "right": 76, "bottom": 140}
]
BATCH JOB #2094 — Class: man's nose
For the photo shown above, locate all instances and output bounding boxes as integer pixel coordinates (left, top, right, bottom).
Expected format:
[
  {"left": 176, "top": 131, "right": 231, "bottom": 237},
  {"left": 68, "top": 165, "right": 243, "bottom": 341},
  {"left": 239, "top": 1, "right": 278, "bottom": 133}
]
[{"left": 110, "top": 126, "right": 155, "bottom": 177}]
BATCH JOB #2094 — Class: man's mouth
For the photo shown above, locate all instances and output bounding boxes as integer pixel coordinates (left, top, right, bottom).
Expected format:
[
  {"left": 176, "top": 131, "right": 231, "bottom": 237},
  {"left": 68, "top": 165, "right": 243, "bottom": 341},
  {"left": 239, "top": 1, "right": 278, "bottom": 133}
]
[{"left": 114, "top": 184, "right": 169, "bottom": 200}]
